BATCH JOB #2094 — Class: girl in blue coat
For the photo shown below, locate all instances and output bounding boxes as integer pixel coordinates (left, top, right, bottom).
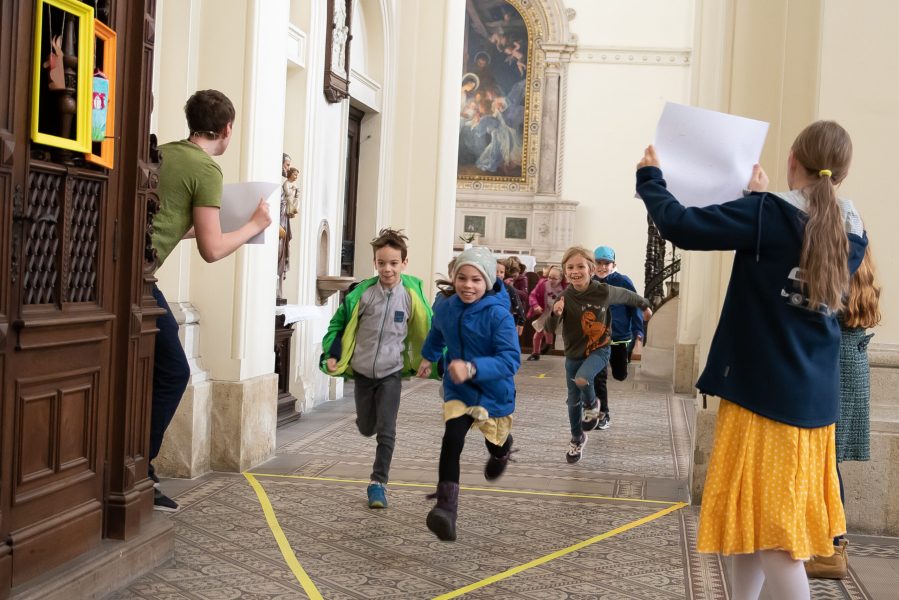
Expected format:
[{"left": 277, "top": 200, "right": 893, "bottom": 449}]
[
  {"left": 417, "top": 247, "right": 521, "bottom": 541},
  {"left": 636, "top": 120, "right": 867, "bottom": 600}
]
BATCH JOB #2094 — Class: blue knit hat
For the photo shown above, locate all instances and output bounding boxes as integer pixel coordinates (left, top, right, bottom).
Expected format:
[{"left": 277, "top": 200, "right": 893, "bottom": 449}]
[
  {"left": 593, "top": 245, "right": 616, "bottom": 262},
  {"left": 453, "top": 247, "right": 497, "bottom": 282}
]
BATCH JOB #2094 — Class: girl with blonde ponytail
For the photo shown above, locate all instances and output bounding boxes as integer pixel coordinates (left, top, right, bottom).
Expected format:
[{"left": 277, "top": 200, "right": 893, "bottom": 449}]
[{"left": 635, "top": 120, "right": 867, "bottom": 600}]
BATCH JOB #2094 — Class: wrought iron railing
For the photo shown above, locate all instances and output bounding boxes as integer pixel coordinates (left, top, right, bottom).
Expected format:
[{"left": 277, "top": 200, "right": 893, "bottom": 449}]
[{"left": 643, "top": 214, "right": 681, "bottom": 309}]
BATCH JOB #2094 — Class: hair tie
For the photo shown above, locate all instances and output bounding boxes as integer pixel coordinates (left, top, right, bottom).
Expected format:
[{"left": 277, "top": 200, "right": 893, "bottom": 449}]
[{"left": 818, "top": 169, "right": 832, "bottom": 178}]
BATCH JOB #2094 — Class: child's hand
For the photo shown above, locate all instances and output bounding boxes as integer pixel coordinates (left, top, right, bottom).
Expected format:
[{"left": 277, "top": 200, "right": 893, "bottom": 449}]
[
  {"left": 326, "top": 358, "right": 338, "bottom": 373},
  {"left": 416, "top": 359, "right": 432, "bottom": 378},
  {"left": 747, "top": 164, "right": 769, "bottom": 192},
  {"left": 533, "top": 305, "right": 543, "bottom": 315},
  {"left": 553, "top": 297, "right": 565, "bottom": 315},
  {"left": 642, "top": 307, "right": 653, "bottom": 322},
  {"left": 447, "top": 359, "right": 472, "bottom": 384},
  {"left": 637, "top": 145, "right": 660, "bottom": 169}
]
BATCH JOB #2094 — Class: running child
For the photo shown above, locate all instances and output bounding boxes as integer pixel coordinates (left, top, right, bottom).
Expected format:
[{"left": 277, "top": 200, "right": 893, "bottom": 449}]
[
  {"left": 321, "top": 229, "right": 432, "bottom": 509},
  {"left": 546, "top": 247, "right": 652, "bottom": 463},
  {"left": 417, "top": 247, "right": 520, "bottom": 541}
]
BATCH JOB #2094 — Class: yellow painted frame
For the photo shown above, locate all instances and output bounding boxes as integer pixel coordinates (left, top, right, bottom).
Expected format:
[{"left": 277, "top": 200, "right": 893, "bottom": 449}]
[
  {"left": 31, "top": 0, "right": 95, "bottom": 153},
  {"left": 85, "top": 19, "right": 116, "bottom": 168}
]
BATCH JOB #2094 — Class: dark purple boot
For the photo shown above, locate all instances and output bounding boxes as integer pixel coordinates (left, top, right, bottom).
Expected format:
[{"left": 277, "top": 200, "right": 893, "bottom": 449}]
[
  {"left": 484, "top": 435, "right": 515, "bottom": 481},
  {"left": 426, "top": 481, "right": 459, "bottom": 541}
]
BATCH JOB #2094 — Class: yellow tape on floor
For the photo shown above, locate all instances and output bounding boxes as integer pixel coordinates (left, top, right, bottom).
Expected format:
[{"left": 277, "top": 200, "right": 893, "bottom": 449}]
[
  {"left": 243, "top": 473, "right": 323, "bottom": 599},
  {"left": 245, "top": 472, "right": 687, "bottom": 600},
  {"left": 431, "top": 501, "right": 688, "bottom": 599},
  {"left": 250, "top": 472, "right": 680, "bottom": 505}
]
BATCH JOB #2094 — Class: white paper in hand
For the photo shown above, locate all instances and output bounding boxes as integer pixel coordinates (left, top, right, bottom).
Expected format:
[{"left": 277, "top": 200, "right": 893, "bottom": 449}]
[
  {"left": 653, "top": 103, "right": 769, "bottom": 207},
  {"left": 220, "top": 181, "right": 279, "bottom": 244}
]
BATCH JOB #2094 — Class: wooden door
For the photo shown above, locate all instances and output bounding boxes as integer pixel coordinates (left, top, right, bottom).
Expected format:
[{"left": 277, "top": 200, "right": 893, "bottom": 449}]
[
  {"left": 341, "top": 106, "right": 363, "bottom": 277},
  {"left": 0, "top": 1, "right": 162, "bottom": 594}
]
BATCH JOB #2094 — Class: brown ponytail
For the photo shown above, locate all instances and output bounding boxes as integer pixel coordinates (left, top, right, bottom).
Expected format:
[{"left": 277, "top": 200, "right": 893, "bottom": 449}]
[
  {"left": 843, "top": 246, "right": 881, "bottom": 329},
  {"left": 791, "top": 121, "right": 852, "bottom": 312}
]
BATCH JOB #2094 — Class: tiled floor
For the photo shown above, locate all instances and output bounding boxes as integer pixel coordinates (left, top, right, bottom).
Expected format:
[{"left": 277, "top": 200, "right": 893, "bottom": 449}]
[{"left": 110, "top": 356, "right": 899, "bottom": 599}]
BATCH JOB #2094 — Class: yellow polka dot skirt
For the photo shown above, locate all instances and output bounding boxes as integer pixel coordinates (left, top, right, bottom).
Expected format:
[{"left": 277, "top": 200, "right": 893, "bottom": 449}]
[{"left": 697, "top": 399, "right": 845, "bottom": 561}]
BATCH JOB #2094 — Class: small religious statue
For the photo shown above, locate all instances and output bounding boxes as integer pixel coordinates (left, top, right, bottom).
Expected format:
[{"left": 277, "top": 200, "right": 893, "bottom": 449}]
[{"left": 277, "top": 166, "right": 300, "bottom": 304}]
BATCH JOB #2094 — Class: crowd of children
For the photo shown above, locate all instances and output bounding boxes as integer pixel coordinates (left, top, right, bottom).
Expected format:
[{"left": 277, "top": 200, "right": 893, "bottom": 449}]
[{"left": 312, "top": 121, "right": 874, "bottom": 600}]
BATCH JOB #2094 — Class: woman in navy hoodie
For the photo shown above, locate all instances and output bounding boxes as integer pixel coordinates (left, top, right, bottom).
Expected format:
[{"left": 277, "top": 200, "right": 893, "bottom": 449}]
[
  {"left": 635, "top": 121, "right": 867, "bottom": 600},
  {"left": 417, "top": 247, "right": 521, "bottom": 541}
]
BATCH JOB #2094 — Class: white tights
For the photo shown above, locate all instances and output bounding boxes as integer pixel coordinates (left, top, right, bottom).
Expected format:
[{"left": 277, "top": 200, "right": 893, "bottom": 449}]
[{"left": 731, "top": 551, "right": 809, "bottom": 600}]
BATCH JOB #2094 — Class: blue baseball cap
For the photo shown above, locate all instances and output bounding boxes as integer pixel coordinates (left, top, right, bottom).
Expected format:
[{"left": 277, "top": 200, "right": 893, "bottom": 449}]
[{"left": 593, "top": 246, "right": 616, "bottom": 262}]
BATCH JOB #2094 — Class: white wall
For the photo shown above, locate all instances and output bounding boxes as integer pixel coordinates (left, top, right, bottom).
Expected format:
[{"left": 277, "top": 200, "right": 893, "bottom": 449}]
[
  {"left": 819, "top": 1, "right": 899, "bottom": 345},
  {"left": 562, "top": 1, "right": 695, "bottom": 293}
]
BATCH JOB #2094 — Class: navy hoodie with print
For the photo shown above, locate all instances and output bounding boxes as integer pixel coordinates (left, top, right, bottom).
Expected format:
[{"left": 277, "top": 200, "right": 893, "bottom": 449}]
[{"left": 636, "top": 166, "right": 867, "bottom": 428}]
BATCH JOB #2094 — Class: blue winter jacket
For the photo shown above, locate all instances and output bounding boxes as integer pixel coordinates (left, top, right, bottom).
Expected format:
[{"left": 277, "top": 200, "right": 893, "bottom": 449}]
[
  {"left": 422, "top": 279, "right": 521, "bottom": 418},
  {"left": 593, "top": 271, "right": 644, "bottom": 342},
  {"left": 636, "top": 166, "right": 867, "bottom": 428}
]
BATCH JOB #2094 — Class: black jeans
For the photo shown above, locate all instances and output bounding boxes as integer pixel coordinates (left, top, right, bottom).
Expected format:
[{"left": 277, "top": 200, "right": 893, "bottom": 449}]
[
  {"left": 150, "top": 285, "right": 191, "bottom": 475},
  {"left": 354, "top": 371, "right": 403, "bottom": 483},
  {"left": 438, "top": 415, "right": 511, "bottom": 483},
  {"left": 593, "top": 342, "right": 630, "bottom": 413}
]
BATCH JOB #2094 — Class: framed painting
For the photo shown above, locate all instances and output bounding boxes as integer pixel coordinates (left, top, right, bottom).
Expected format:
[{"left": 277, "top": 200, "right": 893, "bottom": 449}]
[
  {"left": 458, "top": 0, "right": 533, "bottom": 182},
  {"left": 323, "top": 0, "right": 353, "bottom": 103},
  {"left": 31, "top": 0, "right": 95, "bottom": 153},
  {"left": 505, "top": 217, "right": 527, "bottom": 240},
  {"left": 463, "top": 215, "right": 486, "bottom": 237},
  {"left": 85, "top": 19, "right": 116, "bottom": 168}
]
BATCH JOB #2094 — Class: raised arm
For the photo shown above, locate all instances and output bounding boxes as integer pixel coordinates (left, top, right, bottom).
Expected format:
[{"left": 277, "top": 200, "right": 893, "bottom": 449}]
[
  {"left": 635, "top": 145, "right": 764, "bottom": 252},
  {"left": 193, "top": 199, "right": 271, "bottom": 263}
]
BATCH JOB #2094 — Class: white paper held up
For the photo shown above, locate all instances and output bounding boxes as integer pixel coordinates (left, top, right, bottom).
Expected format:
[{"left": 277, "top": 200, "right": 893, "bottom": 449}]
[
  {"left": 220, "top": 181, "right": 280, "bottom": 244},
  {"left": 652, "top": 102, "right": 769, "bottom": 208}
]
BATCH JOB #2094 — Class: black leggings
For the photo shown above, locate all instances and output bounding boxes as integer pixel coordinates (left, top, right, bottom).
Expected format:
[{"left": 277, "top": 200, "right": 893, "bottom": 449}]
[
  {"left": 438, "top": 415, "right": 511, "bottom": 483},
  {"left": 593, "top": 343, "right": 630, "bottom": 412}
]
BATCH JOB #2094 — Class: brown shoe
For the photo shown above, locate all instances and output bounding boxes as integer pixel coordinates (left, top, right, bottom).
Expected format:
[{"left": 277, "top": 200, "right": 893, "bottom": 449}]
[{"left": 805, "top": 540, "right": 848, "bottom": 579}]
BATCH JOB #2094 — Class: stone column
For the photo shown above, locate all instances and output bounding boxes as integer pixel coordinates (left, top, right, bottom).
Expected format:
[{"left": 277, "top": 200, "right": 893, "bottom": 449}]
[{"left": 430, "top": 0, "right": 465, "bottom": 279}]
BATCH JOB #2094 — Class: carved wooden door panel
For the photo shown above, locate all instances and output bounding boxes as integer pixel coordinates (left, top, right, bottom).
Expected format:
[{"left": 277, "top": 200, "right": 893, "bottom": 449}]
[{"left": 0, "top": 1, "right": 144, "bottom": 592}]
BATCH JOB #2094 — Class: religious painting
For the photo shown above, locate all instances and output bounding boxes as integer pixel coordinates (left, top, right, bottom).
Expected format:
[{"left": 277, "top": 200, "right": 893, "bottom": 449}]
[
  {"left": 85, "top": 19, "right": 116, "bottom": 168},
  {"left": 463, "top": 215, "right": 486, "bottom": 237},
  {"left": 31, "top": 0, "right": 95, "bottom": 153},
  {"left": 504, "top": 217, "right": 527, "bottom": 240},
  {"left": 458, "top": 0, "right": 531, "bottom": 182}
]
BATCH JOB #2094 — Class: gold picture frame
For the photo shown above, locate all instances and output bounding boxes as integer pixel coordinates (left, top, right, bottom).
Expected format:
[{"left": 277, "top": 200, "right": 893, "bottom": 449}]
[
  {"left": 31, "top": 0, "right": 95, "bottom": 153},
  {"left": 85, "top": 19, "right": 116, "bottom": 168}
]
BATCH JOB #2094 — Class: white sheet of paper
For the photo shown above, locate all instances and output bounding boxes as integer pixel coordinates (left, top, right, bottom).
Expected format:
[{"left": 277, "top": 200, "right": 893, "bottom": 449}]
[
  {"left": 220, "top": 181, "right": 279, "bottom": 244},
  {"left": 653, "top": 102, "right": 769, "bottom": 207}
]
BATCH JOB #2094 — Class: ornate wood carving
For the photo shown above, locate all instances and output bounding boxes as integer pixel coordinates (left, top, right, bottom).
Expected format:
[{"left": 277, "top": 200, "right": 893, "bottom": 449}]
[
  {"left": 323, "top": 0, "right": 353, "bottom": 103},
  {"left": 23, "top": 168, "right": 63, "bottom": 305}
]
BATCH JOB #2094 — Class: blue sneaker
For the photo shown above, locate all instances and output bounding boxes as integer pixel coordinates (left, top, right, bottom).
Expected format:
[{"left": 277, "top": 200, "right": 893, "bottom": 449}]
[{"left": 367, "top": 482, "right": 388, "bottom": 508}]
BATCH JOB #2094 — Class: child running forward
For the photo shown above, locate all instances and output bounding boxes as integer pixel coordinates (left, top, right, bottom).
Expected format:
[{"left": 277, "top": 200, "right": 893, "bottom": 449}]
[
  {"left": 321, "top": 229, "right": 432, "bottom": 509},
  {"left": 417, "top": 247, "right": 520, "bottom": 541},
  {"left": 546, "top": 246, "right": 652, "bottom": 464},
  {"left": 591, "top": 245, "right": 645, "bottom": 429}
]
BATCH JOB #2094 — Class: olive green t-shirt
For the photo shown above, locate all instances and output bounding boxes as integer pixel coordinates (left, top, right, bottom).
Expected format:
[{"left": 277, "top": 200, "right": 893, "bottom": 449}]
[{"left": 151, "top": 140, "right": 223, "bottom": 267}]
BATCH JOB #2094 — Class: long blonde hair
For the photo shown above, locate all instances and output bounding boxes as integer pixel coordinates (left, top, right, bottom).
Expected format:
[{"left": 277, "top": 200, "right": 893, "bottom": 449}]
[
  {"left": 843, "top": 246, "right": 881, "bottom": 329},
  {"left": 792, "top": 121, "right": 852, "bottom": 312}
]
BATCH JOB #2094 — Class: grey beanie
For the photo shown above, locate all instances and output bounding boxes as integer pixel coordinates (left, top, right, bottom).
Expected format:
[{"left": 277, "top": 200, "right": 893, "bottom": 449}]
[{"left": 453, "top": 247, "right": 497, "bottom": 283}]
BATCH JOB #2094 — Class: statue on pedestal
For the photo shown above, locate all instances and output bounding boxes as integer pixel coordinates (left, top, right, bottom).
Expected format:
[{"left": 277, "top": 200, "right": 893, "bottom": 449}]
[{"left": 277, "top": 166, "right": 300, "bottom": 304}]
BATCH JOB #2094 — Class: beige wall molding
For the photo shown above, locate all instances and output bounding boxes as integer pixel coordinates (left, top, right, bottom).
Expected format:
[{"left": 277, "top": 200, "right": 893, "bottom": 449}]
[
  {"left": 571, "top": 46, "right": 691, "bottom": 66},
  {"left": 287, "top": 23, "right": 307, "bottom": 69}
]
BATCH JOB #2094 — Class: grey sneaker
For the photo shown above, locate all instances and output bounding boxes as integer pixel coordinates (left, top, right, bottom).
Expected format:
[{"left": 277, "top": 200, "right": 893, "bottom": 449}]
[
  {"left": 582, "top": 406, "right": 601, "bottom": 431},
  {"left": 566, "top": 434, "right": 587, "bottom": 464}
]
